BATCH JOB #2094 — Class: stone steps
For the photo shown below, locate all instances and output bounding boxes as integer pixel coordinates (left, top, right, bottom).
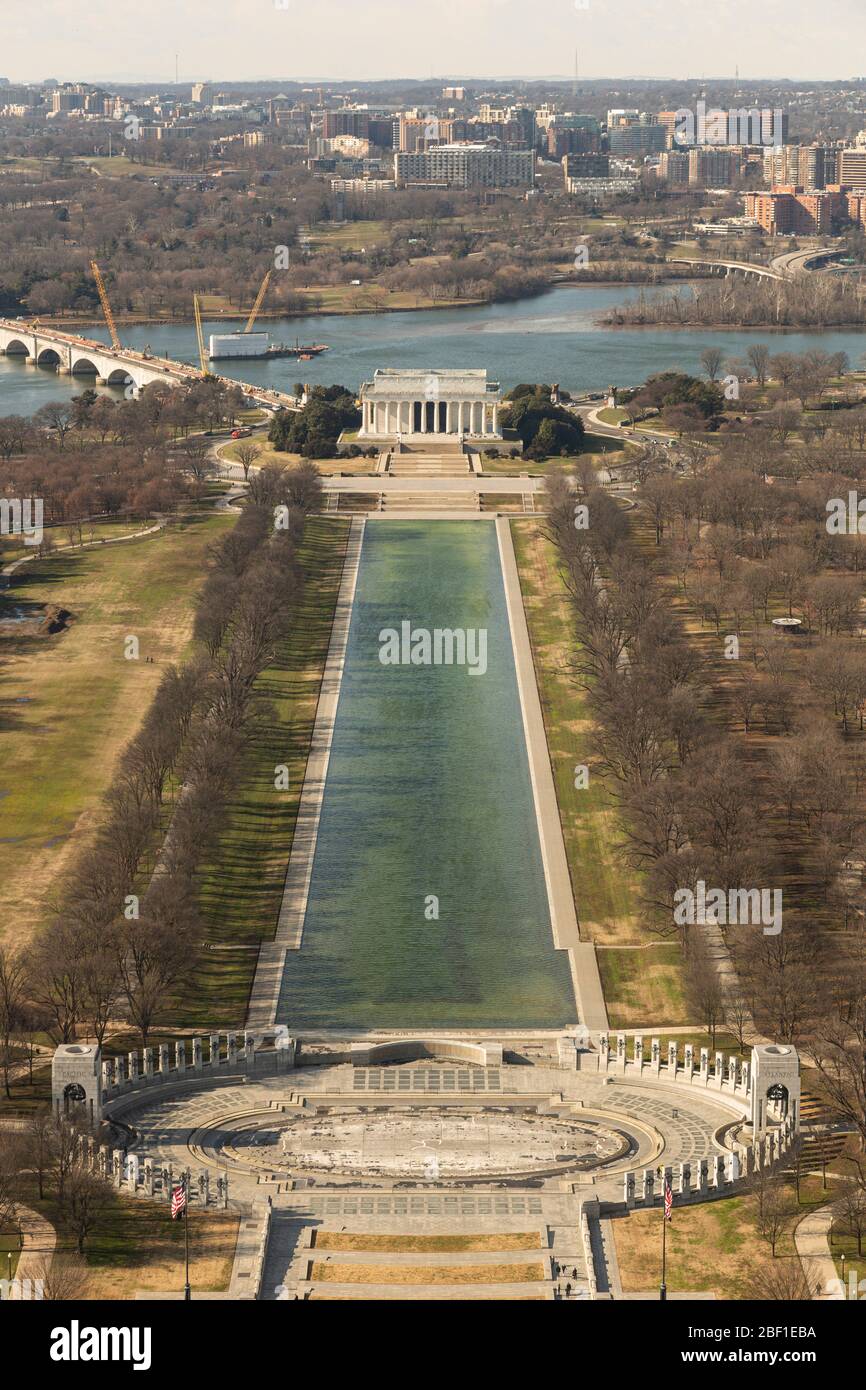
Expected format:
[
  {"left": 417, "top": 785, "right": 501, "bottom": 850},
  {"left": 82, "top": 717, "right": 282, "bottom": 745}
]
[{"left": 382, "top": 492, "right": 479, "bottom": 511}]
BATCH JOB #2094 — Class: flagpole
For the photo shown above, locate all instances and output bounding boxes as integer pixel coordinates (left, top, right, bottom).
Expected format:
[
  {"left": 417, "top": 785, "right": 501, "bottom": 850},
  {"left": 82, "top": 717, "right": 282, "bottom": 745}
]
[
  {"left": 184, "top": 1174, "right": 191, "bottom": 1302},
  {"left": 658, "top": 1166, "right": 667, "bottom": 1302}
]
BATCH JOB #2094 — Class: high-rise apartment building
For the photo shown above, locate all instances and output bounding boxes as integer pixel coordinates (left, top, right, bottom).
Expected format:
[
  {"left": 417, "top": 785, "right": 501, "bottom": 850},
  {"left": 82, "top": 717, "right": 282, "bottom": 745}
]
[{"left": 394, "top": 144, "right": 535, "bottom": 189}]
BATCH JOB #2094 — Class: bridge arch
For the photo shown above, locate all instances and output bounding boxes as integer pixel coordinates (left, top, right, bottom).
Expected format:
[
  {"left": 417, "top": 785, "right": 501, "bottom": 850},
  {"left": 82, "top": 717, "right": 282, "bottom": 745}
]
[
  {"left": 36, "top": 346, "right": 61, "bottom": 367},
  {"left": 106, "top": 367, "right": 136, "bottom": 387},
  {"left": 71, "top": 356, "right": 99, "bottom": 377},
  {"left": 3, "top": 338, "right": 29, "bottom": 356}
]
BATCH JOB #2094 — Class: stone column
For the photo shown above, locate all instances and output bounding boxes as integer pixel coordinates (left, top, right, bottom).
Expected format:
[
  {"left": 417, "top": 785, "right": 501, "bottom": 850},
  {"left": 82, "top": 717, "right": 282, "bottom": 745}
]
[
  {"left": 623, "top": 1172, "right": 635, "bottom": 1208},
  {"left": 492, "top": 404, "right": 499, "bottom": 434},
  {"left": 679, "top": 1161, "right": 690, "bottom": 1195},
  {"left": 700, "top": 1048, "right": 709, "bottom": 1082},
  {"left": 193, "top": 1038, "right": 203, "bottom": 1073},
  {"left": 616, "top": 1033, "right": 627, "bottom": 1069},
  {"left": 128, "top": 1051, "right": 139, "bottom": 1085},
  {"left": 726, "top": 1151, "right": 740, "bottom": 1183},
  {"left": 651, "top": 1039, "right": 661, "bottom": 1073},
  {"left": 227, "top": 1033, "right": 237, "bottom": 1065},
  {"left": 116, "top": 1057, "right": 127, "bottom": 1087},
  {"left": 175, "top": 1041, "right": 186, "bottom": 1074},
  {"left": 634, "top": 1036, "right": 643, "bottom": 1068},
  {"left": 698, "top": 1159, "right": 708, "bottom": 1194},
  {"left": 143, "top": 1048, "right": 153, "bottom": 1081},
  {"left": 684, "top": 1044, "right": 694, "bottom": 1077},
  {"left": 158, "top": 1044, "right": 169, "bottom": 1076},
  {"left": 641, "top": 1169, "right": 654, "bottom": 1204},
  {"left": 420, "top": 400, "right": 427, "bottom": 433},
  {"left": 714, "top": 1051, "right": 724, "bottom": 1085},
  {"left": 209, "top": 1034, "right": 220, "bottom": 1067},
  {"left": 668, "top": 1042, "right": 678, "bottom": 1074}
]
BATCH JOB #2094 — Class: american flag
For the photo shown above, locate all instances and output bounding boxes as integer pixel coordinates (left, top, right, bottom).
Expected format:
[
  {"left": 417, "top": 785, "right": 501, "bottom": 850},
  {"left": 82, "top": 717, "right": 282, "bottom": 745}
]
[
  {"left": 171, "top": 1182, "right": 187, "bottom": 1220},
  {"left": 664, "top": 1177, "right": 673, "bottom": 1223}
]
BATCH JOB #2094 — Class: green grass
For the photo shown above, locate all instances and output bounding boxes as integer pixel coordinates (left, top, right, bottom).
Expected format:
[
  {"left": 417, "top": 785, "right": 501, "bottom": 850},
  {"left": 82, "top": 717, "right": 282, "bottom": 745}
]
[
  {"left": 596, "top": 945, "right": 689, "bottom": 1028},
  {"left": 176, "top": 516, "right": 350, "bottom": 1025},
  {"left": 0, "top": 510, "right": 233, "bottom": 949}
]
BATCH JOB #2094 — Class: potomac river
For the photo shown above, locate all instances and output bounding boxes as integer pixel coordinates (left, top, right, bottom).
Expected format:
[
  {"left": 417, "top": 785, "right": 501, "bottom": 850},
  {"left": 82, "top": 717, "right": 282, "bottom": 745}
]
[{"left": 2, "top": 282, "right": 866, "bottom": 413}]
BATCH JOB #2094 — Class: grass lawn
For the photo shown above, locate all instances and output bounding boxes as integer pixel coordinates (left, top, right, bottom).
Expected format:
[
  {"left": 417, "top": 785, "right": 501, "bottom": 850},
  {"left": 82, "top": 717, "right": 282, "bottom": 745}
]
[
  {"left": 596, "top": 945, "right": 689, "bottom": 1028},
  {"left": 613, "top": 1191, "right": 793, "bottom": 1299},
  {"left": 313, "top": 1233, "right": 538, "bottom": 1253},
  {"left": 85, "top": 156, "right": 180, "bottom": 177},
  {"left": 0, "top": 510, "right": 233, "bottom": 950},
  {"left": 310, "top": 1261, "right": 544, "bottom": 1285},
  {"left": 218, "top": 436, "right": 373, "bottom": 476},
  {"left": 79, "top": 1194, "right": 237, "bottom": 1299},
  {"left": 177, "top": 516, "right": 350, "bottom": 1025},
  {"left": 306, "top": 219, "right": 392, "bottom": 250},
  {"left": 0, "top": 517, "right": 161, "bottom": 568},
  {"left": 0, "top": 1235, "right": 20, "bottom": 1279}
]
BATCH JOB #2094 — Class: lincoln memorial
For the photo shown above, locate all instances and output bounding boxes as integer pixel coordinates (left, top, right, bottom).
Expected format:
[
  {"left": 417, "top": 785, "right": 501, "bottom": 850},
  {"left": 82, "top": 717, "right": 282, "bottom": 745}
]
[{"left": 358, "top": 368, "right": 504, "bottom": 441}]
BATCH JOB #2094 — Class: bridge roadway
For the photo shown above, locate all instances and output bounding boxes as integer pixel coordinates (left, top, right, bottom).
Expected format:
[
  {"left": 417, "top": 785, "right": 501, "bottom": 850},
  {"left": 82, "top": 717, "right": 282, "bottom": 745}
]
[
  {"left": 669, "top": 244, "right": 842, "bottom": 283},
  {"left": 667, "top": 255, "right": 783, "bottom": 282},
  {"left": 0, "top": 318, "right": 298, "bottom": 410}
]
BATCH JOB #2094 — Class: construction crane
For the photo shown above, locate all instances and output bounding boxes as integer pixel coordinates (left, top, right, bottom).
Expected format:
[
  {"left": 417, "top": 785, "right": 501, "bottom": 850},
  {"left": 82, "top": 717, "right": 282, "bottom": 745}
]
[
  {"left": 244, "top": 270, "right": 272, "bottom": 333},
  {"left": 193, "top": 293, "right": 209, "bottom": 374},
  {"left": 90, "top": 260, "right": 121, "bottom": 351}
]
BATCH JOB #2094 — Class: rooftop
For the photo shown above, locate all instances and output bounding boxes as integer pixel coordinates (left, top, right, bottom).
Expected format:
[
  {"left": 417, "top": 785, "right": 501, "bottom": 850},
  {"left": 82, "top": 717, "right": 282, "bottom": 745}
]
[{"left": 362, "top": 368, "right": 501, "bottom": 397}]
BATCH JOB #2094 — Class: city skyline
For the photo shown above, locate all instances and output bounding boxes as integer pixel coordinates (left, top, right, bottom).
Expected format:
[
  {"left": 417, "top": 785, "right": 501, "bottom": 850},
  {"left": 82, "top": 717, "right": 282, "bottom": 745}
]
[{"left": 3, "top": 0, "right": 866, "bottom": 85}]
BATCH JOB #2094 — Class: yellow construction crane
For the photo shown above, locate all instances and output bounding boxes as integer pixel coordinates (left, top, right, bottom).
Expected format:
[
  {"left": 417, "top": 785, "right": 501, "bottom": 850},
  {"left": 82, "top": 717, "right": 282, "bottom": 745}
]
[
  {"left": 90, "top": 260, "right": 121, "bottom": 351},
  {"left": 193, "top": 293, "right": 209, "bottom": 374},
  {"left": 244, "top": 270, "right": 272, "bottom": 333}
]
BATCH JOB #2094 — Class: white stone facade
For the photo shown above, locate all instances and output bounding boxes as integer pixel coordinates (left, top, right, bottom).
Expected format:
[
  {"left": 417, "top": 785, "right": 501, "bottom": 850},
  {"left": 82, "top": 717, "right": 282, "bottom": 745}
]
[{"left": 358, "top": 368, "right": 503, "bottom": 440}]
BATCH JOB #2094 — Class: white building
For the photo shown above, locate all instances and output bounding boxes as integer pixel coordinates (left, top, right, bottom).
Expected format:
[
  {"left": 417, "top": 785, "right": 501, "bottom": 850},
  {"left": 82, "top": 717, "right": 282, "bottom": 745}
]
[{"left": 358, "top": 368, "right": 503, "bottom": 440}]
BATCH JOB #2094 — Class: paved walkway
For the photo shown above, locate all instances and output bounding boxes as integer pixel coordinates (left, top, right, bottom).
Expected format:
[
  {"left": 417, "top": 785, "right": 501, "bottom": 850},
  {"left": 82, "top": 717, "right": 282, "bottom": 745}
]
[
  {"left": 2, "top": 518, "right": 166, "bottom": 585},
  {"left": 496, "top": 517, "right": 608, "bottom": 1031},
  {"left": 795, "top": 1204, "right": 844, "bottom": 1300},
  {"left": 6, "top": 1204, "right": 55, "bottom": 1298}
]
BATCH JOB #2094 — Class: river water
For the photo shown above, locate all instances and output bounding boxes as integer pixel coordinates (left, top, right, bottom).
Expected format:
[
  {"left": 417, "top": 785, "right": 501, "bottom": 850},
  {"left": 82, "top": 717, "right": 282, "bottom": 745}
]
[{"left": 2, "top": 283, "right": 866, "bottom": 414}]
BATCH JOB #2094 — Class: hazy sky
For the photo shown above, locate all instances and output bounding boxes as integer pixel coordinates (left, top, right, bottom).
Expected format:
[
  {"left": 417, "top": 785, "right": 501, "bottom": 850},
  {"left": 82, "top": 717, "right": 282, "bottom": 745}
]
[{"left": 3, "top": 0, "right": 865, "bottom": 84}]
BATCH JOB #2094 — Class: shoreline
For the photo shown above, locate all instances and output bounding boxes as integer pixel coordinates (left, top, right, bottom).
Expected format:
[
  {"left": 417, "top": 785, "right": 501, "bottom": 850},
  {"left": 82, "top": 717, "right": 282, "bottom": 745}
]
[{"left": 20, "top": 275, "right": 701, "bottom": 333}]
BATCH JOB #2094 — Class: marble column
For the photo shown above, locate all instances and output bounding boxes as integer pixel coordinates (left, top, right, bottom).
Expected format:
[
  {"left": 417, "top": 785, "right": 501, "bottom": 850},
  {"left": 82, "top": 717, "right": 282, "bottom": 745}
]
[
  {"left": 493, "top": 404, "right": 500, "bottom": 434},
  {"left": 420, "top": 400, "right": 427, "bottom": 433}
]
